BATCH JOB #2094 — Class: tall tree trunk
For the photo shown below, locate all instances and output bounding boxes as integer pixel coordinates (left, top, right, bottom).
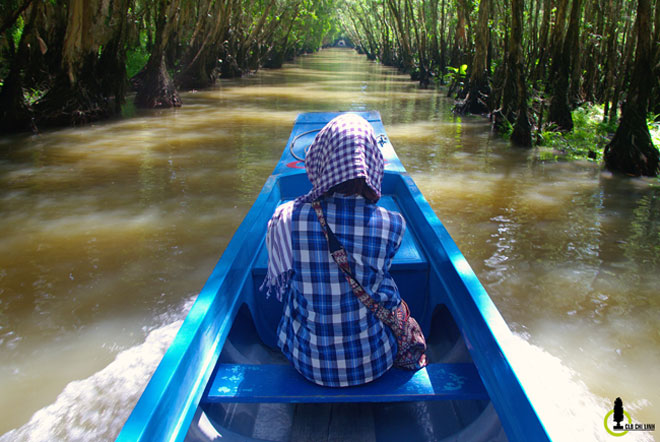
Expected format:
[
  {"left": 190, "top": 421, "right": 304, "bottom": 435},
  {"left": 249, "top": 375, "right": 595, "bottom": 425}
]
[
  {"left": 569, "top": 0, "right": 586, "bottom": 105},
  {"left": 439, "top": 0, "right": 447, "bottom": 80},
  {"left": 33, "top": 0, "right": 129, "bottom": 127},
  {"left": 451, "top": 0, "right": 469, "bottom": 68},
  {"left": 530, "top": 0, "right": 542, "bottom": 58},
  {"left": 548, "top": 0, "right": 583, "bottom": 131},
  {"left": 604, "top": 0, "right": 659, "bottom": 176},
  {"left": 135, "top": 0, "right": 181, "bottom": 108},
  {"left": 177, "top": 0, "right": 231, "bottom": 90},
  {"left": 0, "top": 1, "right": 39, "bottom": 133},
  {"left": 454, "top": 0, "right": 490, "bottom": 114},
  {"left": 494, "top": 9, "right": 516, "bottom": 125},
  {"left": 651, "top": 0, "right": 660, "bottom": 117},
  {"left": 387, "top": 0, "right": 413, "bottom": 72},
  {"left": 265, "top": 4, "right": 302, "bottom": 68},
  {"left": 582, "top": 0, "right": 604, "bottom": 103},
  {"left": 175, "top": 0, "right": 215, "bottom": 89},
  {"left": 237, "top": 0, "right": 276, "bottom": 72},
  {"left": 98, "top": 0, "right": 131, "bottom": 114},
  {"left": 546, "top": 0, "right": 570, "bottom": 91},
  {"left": 530, "top": 0, "right": 553, "bottom": 84},
  {"left": 408, "top": 0, "right": 429, "bottom": 86},
  {"left": 509, "top": 0, "right": 533, "bottom": 146},
  {"left": 429, "top": 0, "right": 441, "bottom": 72},
  {"left": 609, "top": 10, "right": 636, "bottom": 122},
  {"left": 602, "top": 0, "right": 625, "bottom": 122},
  {"left": 0, "top": 0, "right": 33, "bottom": 35}
]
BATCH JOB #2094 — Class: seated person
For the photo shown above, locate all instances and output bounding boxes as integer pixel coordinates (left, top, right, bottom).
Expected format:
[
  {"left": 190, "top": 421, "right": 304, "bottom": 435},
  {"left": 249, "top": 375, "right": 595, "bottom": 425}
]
[{"left": 263, "top": 114, "right": 406, "bottom": 387}]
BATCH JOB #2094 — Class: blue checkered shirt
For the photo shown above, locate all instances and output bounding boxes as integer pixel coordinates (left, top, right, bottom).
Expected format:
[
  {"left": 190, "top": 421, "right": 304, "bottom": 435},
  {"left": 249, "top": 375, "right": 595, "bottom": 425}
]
[{"left": 276, "top": 194, "right": 405, "bottom": 386}]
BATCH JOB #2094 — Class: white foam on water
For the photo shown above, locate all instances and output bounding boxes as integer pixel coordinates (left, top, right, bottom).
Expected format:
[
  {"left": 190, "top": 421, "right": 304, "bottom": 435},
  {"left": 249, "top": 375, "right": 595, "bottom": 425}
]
[{"left": 0, "top": 298, "right": 195, "bottom": 442}]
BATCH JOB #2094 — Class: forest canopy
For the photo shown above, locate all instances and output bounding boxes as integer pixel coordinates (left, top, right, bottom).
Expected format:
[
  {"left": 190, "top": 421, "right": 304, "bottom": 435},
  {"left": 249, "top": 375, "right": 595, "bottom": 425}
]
[{"left": 1, "top": 0, "right": 659, "bottom": 175}]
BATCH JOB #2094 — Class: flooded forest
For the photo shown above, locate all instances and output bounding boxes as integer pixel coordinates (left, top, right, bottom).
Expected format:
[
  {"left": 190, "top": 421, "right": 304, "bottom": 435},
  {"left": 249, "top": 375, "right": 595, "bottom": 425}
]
[
  {"left": 0, "top": 1, "right": 659, "bottom": 441},
  {"left": 1, "top": 0, "right": 659, "bottom": 174}
]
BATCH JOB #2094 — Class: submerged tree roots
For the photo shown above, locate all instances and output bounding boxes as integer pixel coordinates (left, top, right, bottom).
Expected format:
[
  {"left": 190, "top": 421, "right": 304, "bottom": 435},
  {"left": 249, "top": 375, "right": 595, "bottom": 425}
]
[{"left": 605, "top": 107, "right": 660, "bottom": 177}]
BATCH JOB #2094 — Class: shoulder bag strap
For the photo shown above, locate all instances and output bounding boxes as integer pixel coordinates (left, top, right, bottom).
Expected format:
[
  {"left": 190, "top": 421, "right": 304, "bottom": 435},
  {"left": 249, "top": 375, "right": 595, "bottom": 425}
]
[{"left": 311, "top": 200, "right": 396, "bottom": 327}]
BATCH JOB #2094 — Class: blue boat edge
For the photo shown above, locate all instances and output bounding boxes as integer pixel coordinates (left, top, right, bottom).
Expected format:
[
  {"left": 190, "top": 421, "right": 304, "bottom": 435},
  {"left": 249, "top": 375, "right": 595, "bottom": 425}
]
[{"left": 116, "top": 111, "right": 552, "bottom": 442}]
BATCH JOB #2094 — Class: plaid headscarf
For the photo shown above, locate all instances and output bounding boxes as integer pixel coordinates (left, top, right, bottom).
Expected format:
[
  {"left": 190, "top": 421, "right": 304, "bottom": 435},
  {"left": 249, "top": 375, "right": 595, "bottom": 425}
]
[
  {"left": 264, "top": 114, "right": 385, "bottom": 299},
  {"left": 300, "top": 113, "right": 383, "bottom": 203}
]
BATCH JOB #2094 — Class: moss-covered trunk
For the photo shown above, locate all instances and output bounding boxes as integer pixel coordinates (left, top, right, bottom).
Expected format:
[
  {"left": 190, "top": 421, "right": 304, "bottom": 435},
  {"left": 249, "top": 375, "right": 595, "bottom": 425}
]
[{"left": 604, "top": 0, "right": 658, "bottom": 176}]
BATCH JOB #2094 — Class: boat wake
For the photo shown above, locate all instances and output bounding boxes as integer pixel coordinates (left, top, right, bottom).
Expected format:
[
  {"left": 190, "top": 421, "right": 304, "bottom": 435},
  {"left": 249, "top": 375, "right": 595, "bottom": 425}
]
[
  {"left": 0, "top": 297, "right": 195, "bottom": 442},
  {"left": 506, "top": 333, "right": 654, "bottom": 442},
  {"left": 3, "top": 296, "right": 651, "bottom": 442}
]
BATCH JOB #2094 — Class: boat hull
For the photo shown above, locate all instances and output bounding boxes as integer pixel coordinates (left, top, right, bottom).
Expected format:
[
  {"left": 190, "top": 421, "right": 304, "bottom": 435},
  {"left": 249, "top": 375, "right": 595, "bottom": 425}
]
[{"left": 117, "top": 112, "right": 550, "bottom": 442}]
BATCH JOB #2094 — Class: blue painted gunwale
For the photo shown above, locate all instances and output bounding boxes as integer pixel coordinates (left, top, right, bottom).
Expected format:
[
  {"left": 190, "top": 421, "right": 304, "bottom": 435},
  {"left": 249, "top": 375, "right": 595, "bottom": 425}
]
[{"left": 116, "top": 111, "right": 551, "bottom": 442}]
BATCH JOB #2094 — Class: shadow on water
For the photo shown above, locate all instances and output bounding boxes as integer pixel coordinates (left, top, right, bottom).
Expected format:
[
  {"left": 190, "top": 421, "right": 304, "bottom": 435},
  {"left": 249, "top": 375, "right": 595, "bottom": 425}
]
[{"left": 0, "top": 48, "right": 658, "bottom": 440}]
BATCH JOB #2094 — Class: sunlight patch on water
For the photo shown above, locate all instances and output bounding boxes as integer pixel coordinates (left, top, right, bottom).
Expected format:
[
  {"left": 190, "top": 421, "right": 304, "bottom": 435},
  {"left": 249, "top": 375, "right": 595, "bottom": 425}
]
[
  {"left": 529, "top": 311, "right": 660, "bottom": 435},
  {"left": 36, "top": 208, "right": 163, "bottom": 237},
  {"left": 214, "top": 84, "right": 387, "bottom": 105},
  {"left": 267, "top": 65, "right": 406, "bottom": 80},
  {"left": 313, "top": 78, "right": 408, "bottom": 88},
  {"left": 260, "top": 67, "right": 401, "bottom": 80},
  {"left": 0, "top": 207, "right": 165, "bottom": 248},
  {"left": 506, "top": 334, "right": 654, "bottom": 442},
  {"left": 386, "top": 120, "right": 456, "bottom": 144},
  {"left": 367, "top": 89, "right": 439, "bottom": 101},
  {"left": 174, "top": 102, "right": 300, "bottom": 128}
]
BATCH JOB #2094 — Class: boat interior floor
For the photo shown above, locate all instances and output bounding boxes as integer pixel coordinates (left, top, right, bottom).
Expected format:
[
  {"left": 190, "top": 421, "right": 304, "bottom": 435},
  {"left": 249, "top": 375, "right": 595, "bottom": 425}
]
[{"left": 184, "top": 305, "right": 508, "bottom": 442}]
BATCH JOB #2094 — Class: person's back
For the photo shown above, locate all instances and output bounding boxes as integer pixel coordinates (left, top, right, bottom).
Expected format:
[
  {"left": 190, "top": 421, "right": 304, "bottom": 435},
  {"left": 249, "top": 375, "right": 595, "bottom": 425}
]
[{"left": 264, "top": 114, "right": 406, "bottom": 386}]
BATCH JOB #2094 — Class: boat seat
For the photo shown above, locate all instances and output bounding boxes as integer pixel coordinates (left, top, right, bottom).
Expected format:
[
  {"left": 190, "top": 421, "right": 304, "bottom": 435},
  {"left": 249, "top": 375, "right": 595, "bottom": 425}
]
[{"left": 202, "top": 362, "right": 488, "bottom": 404}]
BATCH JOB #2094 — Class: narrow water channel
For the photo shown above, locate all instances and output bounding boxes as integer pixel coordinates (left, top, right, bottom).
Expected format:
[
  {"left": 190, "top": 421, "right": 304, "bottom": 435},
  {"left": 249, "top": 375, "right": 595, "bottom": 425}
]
[{"left": 1, "top": 49, "right": 658, "bottom": 441}]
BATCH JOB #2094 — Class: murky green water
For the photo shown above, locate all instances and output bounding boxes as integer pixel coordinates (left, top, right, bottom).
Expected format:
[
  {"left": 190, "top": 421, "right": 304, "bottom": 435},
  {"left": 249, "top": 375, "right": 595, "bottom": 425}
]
[{"left": 1, "top": 49, "right": 658, "bottom": 441}]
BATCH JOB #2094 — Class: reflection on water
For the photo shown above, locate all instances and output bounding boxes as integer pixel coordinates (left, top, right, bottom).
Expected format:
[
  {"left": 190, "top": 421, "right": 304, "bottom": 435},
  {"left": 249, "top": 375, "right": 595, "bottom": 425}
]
[
  {"left": 409, "top": 152, "right": 659, "bottom": 437},
  {"left": 0, "top": 49, "right": 658, "bottom": 440}
]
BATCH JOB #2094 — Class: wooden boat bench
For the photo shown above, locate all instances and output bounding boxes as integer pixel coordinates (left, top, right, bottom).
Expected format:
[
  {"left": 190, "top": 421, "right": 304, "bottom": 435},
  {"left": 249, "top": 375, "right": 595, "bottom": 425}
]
[{"left": 202, "top": 362, "right": 488, "bottom": 404}]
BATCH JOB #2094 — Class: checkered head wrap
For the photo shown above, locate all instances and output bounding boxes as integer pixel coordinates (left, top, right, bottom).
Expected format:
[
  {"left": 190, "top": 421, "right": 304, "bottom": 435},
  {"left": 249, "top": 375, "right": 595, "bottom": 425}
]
[
  {"left": 263, "top": 114, "right": 384, "bottom": 300},
  {"left": 300, "top": 113, "right": 383, "bottom": 203}
]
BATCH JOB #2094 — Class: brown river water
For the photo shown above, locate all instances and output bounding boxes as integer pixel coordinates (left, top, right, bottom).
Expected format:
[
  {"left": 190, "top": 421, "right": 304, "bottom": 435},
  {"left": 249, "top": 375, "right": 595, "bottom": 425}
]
[{"left": 0, "top": 49, "right": 658, "bottom": 441}]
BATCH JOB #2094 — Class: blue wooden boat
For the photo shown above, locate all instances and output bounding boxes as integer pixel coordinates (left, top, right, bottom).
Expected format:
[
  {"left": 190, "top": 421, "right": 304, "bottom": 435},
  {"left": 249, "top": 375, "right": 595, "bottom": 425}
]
[{"left": 117, "top": 111, "right": 551, "bottom": 441}]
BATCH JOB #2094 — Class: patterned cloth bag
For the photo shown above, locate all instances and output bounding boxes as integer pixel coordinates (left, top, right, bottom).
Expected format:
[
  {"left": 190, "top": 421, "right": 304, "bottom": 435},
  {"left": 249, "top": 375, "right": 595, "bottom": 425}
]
[{"left": 312, "top": 200, "right": 428, "bottom": 371}]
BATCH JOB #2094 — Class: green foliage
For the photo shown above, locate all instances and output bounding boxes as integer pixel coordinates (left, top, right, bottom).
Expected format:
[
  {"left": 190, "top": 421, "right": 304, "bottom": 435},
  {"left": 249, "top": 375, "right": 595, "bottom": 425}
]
[
  {"left": 24, "top": 87, "right": 45, "bottom": 104},
  {"left": 12, "top": 16, "right": 25, "bottom": 48},
  {"left": 499, "top": 118, "right": 514, "bottom": 137},
  {"left": 649, "top": 118, "right": 660, "bottom": 149},
  {"left": 538, "top": 109, "right": 660, "bottom": 163},
  {"left": 126, "top": 48, "right": 149, "bottom": 78},
  {"left": 444, "top": 64, "right": 468, "bottom": 84},
  {"left": 537, "top": 104, "right": 614, "bottom": 161},
  {"left": 125, "top": 31, "right": 150, "bottom": 78},
  {"left": 289, "top": 0, "right": 342, "bottom": 53}
]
